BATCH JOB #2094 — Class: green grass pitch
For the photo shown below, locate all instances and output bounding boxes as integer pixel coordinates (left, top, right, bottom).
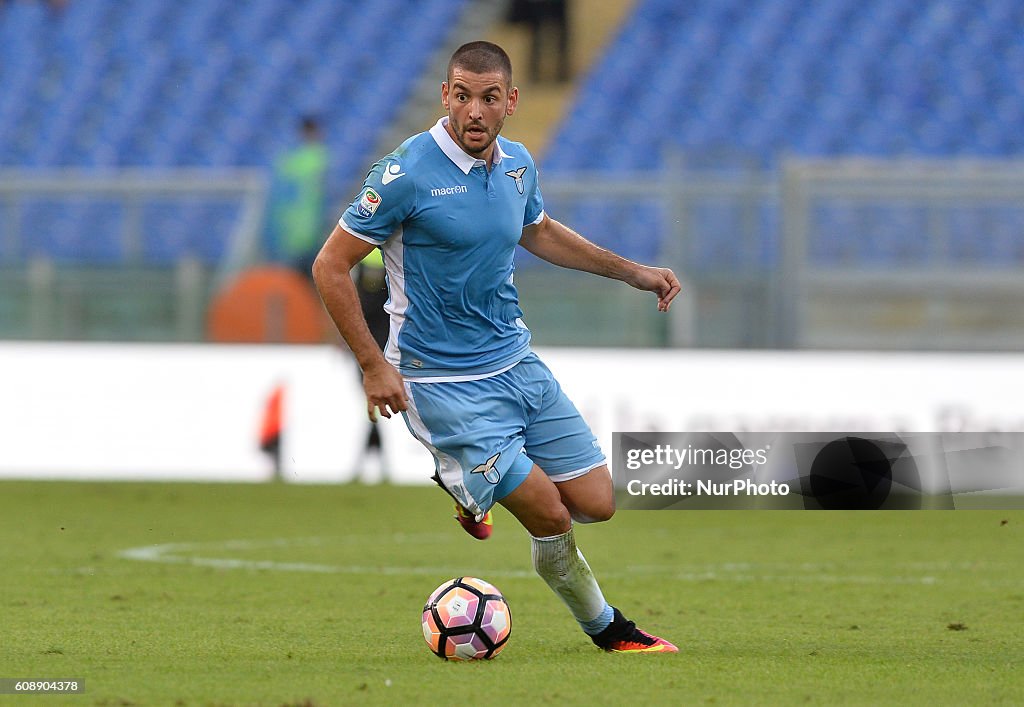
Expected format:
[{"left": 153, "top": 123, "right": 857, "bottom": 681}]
[{"left": 2, "top": 480, "right": 1022, "bottom": 706}]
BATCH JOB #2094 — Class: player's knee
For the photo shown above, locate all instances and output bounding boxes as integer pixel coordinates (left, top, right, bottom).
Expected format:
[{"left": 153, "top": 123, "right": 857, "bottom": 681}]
[
  {"left": 529, "top": 503, "right": 572, "bottom": 537},
  {"left": 596, "top": 496, "right": 616, "bottom": 522}
]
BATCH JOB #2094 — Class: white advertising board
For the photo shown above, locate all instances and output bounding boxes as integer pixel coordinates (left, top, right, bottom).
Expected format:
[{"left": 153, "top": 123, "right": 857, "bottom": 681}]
[{"left": 1, "top": 344, "right": 1022, "bottom": 483}]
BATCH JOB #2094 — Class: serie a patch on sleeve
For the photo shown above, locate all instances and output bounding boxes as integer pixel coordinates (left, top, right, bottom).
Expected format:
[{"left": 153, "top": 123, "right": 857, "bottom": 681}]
[{"left": 358, "top": 188, "right": 382, "bottom": 218}]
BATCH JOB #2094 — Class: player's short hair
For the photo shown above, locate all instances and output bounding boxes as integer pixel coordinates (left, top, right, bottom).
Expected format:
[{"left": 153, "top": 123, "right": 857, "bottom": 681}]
[{"left": 447, "top": 41, "right": 513, "bottom": 87}]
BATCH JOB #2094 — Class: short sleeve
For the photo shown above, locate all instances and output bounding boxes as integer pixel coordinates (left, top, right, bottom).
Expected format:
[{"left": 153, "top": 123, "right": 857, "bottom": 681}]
[
  {"left": 340, "top": 157, "right": 416, "bottom": 244},
  {"left": 523, "top": 162, "right": 545, "bottom": 227}
]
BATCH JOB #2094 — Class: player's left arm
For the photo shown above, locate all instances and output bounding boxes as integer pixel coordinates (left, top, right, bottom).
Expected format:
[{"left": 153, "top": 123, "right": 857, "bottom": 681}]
[{"left": 519, "top": 213, "right": 681, "bottom": 312}]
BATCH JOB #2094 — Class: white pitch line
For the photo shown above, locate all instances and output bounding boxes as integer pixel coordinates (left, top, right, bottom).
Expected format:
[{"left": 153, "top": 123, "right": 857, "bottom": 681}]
[
  {"left": 116, "top": 537, "right": 951, "bottom": 585},
  {"left": 117, "top": 536, "right": 537, "bottom": 578}
]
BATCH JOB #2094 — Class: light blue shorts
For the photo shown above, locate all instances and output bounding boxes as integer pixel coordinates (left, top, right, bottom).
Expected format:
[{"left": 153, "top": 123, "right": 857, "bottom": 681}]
[{"left": 402, "top": 353, "right": 606, "bottom": 517}]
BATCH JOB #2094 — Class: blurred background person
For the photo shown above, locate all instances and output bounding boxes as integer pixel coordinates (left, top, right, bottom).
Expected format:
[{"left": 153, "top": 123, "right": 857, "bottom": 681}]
[
  {"left": 267, "top": 116, "right": 329, "bottom": 280},
  {"left": 507, "top": 0, "right": 571, "bottom": 83}
]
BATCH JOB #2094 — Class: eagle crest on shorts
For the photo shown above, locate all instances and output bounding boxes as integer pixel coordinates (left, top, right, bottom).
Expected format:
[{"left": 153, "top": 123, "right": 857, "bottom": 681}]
[{"left": 471, "top": 452, "right": 502, "bottom": 485}]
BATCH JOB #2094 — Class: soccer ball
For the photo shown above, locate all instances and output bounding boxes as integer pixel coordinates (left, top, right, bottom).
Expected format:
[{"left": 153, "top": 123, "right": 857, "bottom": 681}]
[{"left": 421, "top": 577, "right": 511, "bottom": 660}]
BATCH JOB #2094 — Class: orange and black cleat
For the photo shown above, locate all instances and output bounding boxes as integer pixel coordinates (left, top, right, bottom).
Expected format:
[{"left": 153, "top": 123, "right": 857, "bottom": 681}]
[
  {"left": 591, "top": 607, "right": 678, "bottom": 653},
  {"left": 454, "top": 503, "right": 493, "bottom": 540}
]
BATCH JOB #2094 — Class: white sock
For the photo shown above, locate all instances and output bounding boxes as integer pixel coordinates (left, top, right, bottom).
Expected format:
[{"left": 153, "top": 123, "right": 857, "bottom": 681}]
[{"left": 531, "top": 527, "right": 613, "bottom": 634}]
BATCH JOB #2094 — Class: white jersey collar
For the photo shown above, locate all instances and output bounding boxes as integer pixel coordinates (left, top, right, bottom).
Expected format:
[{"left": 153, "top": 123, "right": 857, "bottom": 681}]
[{"left": 429, "top": 117, "right": 512, "bottom": 175}]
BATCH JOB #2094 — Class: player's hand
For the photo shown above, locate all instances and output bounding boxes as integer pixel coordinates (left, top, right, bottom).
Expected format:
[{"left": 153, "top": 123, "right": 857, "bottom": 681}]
[
  {"left": 362, "top": 360, "right": 408, "bottom": 422},
  {"left": 627, "top": 265, "right": 681, "bottom": 312}
]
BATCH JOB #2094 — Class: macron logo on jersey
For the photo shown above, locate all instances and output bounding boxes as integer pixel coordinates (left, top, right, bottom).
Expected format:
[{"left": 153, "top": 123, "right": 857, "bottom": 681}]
[
  {"left": 381, "top": 162, "right": 406, "bottom": 185},
  {"left": 430, "top": 185, "right": 469, "bottom": 197}
]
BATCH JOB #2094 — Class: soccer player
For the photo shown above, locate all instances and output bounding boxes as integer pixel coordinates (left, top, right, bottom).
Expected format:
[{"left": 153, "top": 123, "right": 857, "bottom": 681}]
[{"left": 313, "top": 41, "right": 680, "bottom": 653}]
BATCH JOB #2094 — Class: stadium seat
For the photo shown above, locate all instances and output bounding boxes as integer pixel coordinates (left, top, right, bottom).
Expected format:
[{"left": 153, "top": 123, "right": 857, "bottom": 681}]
[
  {"left": 541, "top": 0, "right": 1024, "bottom": 268},
  {"left": 0, "top": 0, "right": 469, "bottom": 265}
]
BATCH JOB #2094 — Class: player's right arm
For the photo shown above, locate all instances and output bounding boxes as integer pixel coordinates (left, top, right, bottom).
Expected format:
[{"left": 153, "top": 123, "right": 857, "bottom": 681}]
[
  {"left": 312, "top": 227, "right": 408, "bottom": 421},
  {"left": 520, "top": 214, "right": 681, "bottom": 312}
]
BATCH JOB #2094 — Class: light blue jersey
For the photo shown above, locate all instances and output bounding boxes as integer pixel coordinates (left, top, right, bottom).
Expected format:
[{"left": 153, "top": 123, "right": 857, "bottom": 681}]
[{"left": 340, "top": 118, "right": 545, "bottom": 379}]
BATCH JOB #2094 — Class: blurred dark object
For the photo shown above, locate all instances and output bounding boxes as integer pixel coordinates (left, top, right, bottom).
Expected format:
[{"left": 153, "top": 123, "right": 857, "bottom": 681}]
[
  {"left": 356, "top": 249, "right": 389, "bottom": 352},
  {"left": 507, "top": 0, "right": 571, "bottom": 83}
]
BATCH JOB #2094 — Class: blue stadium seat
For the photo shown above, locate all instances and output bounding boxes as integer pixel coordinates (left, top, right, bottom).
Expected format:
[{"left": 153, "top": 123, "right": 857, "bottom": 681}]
[
  {"left": 0, "top": 0, "right": 469, "bottom": 264},
  {"left": 543, "top": 0, "right": 1024, "bottom": 269},
  {"left": 23, "top": 199, "right": 123, "bottom": 264}
]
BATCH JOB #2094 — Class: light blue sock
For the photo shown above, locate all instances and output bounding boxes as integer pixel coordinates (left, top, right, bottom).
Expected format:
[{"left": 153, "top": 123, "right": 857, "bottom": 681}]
[
  {"left": 579, "top": 603, "right": 614, "bottom": 635},
  {"left": 530, "top": 527, "right": 613, "bottom": 635}
]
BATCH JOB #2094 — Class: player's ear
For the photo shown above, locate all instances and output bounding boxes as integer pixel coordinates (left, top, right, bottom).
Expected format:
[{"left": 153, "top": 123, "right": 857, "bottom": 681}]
[
  {"left": 506, "top": 86, "right": 518, "bottom": 117},
  {"left": 441, "top": 81, "right": 450, "bottom": 110}
]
